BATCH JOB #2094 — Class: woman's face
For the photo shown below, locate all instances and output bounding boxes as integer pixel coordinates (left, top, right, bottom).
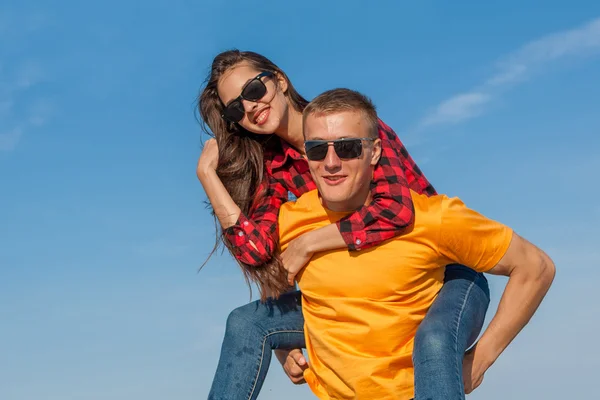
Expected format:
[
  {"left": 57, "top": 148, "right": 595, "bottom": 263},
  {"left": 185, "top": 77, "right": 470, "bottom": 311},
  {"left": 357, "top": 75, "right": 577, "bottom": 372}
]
[{"left": 217, "top": 62, "right": 289, "bottom": 135}]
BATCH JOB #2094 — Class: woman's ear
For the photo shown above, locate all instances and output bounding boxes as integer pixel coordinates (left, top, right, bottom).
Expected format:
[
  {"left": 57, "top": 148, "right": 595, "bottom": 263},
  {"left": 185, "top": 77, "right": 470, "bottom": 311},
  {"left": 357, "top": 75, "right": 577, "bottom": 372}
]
[{"left": 276, "top": 72, "right": 289, "bottom": 93}]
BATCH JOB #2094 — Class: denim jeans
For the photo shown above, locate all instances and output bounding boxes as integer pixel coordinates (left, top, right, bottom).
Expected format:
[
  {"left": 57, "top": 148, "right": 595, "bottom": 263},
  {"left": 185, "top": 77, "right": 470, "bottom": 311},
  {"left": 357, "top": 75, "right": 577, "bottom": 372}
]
[
  {"left": 207, "top": 265, "right": 490, "bottom": 400},
  {"left": 412, "top": 264, "right": 490, "bottom": 400}
]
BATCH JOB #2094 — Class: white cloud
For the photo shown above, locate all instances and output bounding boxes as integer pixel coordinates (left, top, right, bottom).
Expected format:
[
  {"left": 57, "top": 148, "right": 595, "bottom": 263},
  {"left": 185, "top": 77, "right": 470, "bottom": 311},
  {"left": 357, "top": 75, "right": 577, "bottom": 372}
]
[
  {"left": 485, "top": 64, "right": 528, "bottom": 86},
  {"left": 419, "top": 92, "right": 490, "bottom": 127},
  {"left": 417, "top": 17, "right": 600, "bottom": 129}
]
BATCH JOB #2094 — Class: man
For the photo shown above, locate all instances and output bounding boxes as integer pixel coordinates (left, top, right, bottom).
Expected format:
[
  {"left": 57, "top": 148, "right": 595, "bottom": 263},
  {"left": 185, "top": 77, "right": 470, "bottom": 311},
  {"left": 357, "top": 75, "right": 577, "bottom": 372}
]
[{"left": 277, "top": 88, "right": 555, "bottom": 399}]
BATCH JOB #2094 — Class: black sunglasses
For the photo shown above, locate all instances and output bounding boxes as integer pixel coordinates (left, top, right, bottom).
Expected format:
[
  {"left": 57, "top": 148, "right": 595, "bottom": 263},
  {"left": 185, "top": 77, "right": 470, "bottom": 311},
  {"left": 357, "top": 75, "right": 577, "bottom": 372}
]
[
  {"left": 304, "top": 138, "right": 377, "bottom": 161},
  {"left": 221, "top": 71, "right": 274, "bottom": 123}
]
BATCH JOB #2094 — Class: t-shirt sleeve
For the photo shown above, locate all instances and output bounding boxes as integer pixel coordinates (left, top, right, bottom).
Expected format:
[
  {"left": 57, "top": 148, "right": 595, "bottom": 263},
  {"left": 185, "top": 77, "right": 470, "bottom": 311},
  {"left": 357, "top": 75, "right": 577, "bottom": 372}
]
[{"left": 437, "top": 196, "right": 514, "bottom": 272}]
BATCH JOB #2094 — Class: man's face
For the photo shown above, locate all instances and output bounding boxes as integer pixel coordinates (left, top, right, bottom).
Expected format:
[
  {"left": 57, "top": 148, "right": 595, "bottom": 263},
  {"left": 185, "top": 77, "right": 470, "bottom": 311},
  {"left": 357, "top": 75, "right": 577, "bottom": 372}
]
[{"left": 303, "top": 111, "right": 381, "bottom": 212}]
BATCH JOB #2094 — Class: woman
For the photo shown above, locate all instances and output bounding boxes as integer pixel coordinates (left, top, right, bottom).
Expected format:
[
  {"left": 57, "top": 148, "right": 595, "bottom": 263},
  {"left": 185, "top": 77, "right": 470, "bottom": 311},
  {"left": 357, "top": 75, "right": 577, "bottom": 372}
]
[{"left": 197, "top": 50, "right": 490, "bottom": 400}]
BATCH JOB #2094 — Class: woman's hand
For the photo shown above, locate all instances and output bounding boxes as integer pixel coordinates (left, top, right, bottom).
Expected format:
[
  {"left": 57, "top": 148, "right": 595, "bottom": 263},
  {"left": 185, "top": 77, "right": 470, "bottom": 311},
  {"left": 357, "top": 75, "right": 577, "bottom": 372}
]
[
  {"left": 281, "top": 234, "right": 314, "bottom": 285},
  {"left": 281, "top": 224, "right": 347, "bottom": 285},
  {"left": 197, "top": 138, "right": 219, "bottom": 178}
]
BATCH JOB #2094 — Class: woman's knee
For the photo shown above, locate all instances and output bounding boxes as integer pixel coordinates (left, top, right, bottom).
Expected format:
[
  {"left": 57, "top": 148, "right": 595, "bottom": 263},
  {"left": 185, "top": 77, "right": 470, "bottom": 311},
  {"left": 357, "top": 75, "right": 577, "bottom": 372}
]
[
  {"left": 414, "top": 320, "right": 456, "bottom": 359},
  {"left": 225, "top": 302, "right": 261, "bottom": 338}
]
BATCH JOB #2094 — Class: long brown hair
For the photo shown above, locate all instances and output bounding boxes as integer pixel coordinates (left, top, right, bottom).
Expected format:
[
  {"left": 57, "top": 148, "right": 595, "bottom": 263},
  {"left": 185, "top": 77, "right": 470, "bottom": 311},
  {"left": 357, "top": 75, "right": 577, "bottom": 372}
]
[{"left": 198, "top": 50, "right": 309, "bottom": 301}]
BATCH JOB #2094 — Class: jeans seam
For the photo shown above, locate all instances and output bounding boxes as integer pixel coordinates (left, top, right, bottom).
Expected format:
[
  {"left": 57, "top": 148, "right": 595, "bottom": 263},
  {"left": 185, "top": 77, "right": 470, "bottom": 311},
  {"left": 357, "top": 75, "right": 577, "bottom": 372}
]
[
  {"left": 247, "top": 329, "right": 305, "bottom": 400},
  {"left": 453, "top": 279, "right": 475, "bottom": 400}
]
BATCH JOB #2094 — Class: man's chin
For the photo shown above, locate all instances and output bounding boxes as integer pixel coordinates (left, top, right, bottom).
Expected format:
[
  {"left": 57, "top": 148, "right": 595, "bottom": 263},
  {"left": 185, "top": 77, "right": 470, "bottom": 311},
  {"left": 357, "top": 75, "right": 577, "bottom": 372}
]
[{"left": 320, "top": 195, "right": 353, "bottom": 212}]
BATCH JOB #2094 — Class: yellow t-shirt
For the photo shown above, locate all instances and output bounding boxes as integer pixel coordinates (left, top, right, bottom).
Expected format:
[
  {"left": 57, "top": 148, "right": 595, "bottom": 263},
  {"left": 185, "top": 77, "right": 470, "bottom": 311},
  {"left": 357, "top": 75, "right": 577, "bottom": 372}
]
[{"left": 278, "top": 189, "right": 513, "bottom": 400}]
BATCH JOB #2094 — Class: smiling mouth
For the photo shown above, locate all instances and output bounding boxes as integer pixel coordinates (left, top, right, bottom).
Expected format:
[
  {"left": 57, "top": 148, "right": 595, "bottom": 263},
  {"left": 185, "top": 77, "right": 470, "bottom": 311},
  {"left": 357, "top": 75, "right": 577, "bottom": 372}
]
[
  {"left": 254, "top": 108, "right": 270, "bottom": 125},
  {"left": 322, "top": 175, "right": 347, "bottom": 185}
]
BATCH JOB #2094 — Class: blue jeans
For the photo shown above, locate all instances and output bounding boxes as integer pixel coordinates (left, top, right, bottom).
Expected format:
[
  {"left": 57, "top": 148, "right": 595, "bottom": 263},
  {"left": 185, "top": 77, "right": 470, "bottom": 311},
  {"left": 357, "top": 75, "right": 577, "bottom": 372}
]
[
  {"left": 207, "top": 265, "right": 490, "bottom": 400},
  {"left": 412, "top": 264, "right": 490, "bottom": 400}
]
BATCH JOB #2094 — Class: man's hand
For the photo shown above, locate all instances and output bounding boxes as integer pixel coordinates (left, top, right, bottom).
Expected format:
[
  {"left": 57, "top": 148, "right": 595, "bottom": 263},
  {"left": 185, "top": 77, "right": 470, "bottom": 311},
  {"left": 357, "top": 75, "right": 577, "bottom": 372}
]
[
  {"left": 274, "top": 349, "right": 308, "bottom": 384},
  {"left": 197, "top": 138, "right": 219, "bottom": 178},
  {"left": 462, "top": 345, "right": 491, "bottom": 394},
  {"left": 281, "top": 234, "right": 314, "bottom": 285}
]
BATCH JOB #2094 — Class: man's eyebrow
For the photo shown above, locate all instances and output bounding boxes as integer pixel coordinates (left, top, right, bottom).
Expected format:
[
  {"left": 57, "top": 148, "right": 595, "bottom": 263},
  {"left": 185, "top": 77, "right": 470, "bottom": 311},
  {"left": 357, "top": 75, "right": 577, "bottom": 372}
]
[{"left": 306, "top": 136, "right": 355, "bottom": 141}]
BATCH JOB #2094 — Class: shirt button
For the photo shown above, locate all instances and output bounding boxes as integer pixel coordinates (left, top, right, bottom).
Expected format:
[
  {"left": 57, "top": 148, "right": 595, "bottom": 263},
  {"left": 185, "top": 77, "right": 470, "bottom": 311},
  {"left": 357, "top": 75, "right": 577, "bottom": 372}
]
[
  {"left": 243, "top": 221, "right": 249, "bottom": 227},
  {"left": 355, "top": 239, "right": 362, "bottom": 245},
  {"left": 238, "top": 232, "right": 244, "bottom": 237}
]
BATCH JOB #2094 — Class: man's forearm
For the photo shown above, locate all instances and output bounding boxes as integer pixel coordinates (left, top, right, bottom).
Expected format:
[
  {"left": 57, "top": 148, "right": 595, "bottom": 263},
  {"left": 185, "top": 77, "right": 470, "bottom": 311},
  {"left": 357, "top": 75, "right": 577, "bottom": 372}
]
[{"left": 477, "top": 256, "right": 555, "bottom": 367}]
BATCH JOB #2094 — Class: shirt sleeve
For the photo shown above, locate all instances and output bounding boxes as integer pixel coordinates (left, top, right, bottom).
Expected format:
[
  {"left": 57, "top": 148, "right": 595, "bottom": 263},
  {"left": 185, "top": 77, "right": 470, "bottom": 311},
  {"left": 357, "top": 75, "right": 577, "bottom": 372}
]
[
  {"left": 223, "top": 174, "right": 289, "bottom": 266},
  {"left": 335, "top": 121, "right": 417, "bottom": 251},
  {"left": 380, "top": 120, "right": 437, "bottom": 197},
  {"left": 437, "top": 196, "right": 514, "bottom": 272}
]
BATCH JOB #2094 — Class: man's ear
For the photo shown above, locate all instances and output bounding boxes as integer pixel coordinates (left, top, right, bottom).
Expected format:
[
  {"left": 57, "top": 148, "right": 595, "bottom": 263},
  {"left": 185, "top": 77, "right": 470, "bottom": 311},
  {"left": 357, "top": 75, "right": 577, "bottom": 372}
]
[
  {"left": 370, "top": 138, "right": 382, "bottom": 166},
  {"left": 276, "top": 72, "right": 288, "bottom": 93}
]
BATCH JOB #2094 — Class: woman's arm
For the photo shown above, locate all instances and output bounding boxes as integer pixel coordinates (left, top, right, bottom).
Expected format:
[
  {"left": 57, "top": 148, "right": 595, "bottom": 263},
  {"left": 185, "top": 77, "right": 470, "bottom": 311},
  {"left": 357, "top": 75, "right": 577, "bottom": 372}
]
[{"left": 198, "top": 139, "right": 289, "bottom": 267}]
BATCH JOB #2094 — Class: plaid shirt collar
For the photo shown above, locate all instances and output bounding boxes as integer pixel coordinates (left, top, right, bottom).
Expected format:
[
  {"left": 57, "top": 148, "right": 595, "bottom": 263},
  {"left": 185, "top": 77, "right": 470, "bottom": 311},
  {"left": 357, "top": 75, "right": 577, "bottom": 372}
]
[{"left": 267, "top": 137, "right": 305, "bottom": 169}]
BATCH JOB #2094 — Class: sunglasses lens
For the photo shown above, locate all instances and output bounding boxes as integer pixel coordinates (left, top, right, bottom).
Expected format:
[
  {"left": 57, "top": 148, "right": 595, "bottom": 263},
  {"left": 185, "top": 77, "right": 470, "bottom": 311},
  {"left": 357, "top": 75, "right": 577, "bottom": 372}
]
[
  {"left": 242, "top": 78, "right": 267, "bottom": 101},
  {"left": 305, "top": 139, "right": 365, "bottom": 161},
  {"left": 305, "top": 142, "right": 329, "bottom": 161},
  {"left": 222, "top": 101, "right": 245, "bottom": 123},
  {"left": 334, "top": 139, "right": 362, "bottom": 158},
  {"left": 221, "top": 72, "right": 273, "bottom": 124}
]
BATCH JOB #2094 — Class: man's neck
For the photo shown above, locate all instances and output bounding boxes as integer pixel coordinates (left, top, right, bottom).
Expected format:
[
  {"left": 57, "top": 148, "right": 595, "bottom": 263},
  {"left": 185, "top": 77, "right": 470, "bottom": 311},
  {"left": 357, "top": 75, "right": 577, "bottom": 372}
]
[{"left": 320, "top": 192, "right": 373, "bottom": 213}]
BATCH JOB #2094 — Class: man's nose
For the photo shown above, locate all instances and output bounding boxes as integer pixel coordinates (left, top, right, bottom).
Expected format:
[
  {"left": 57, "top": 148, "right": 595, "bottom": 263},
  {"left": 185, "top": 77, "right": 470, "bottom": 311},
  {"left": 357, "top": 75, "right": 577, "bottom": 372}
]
[{"left": 323, "top": 144, "right": 342, "bottom": 170}]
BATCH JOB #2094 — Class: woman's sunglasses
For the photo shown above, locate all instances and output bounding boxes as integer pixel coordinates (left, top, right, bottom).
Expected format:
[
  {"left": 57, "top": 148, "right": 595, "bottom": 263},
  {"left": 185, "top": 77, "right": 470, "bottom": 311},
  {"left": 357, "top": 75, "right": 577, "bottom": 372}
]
[
  {"left": 304, "top": 138, "right": 377, "bottom": 161},
  {"left": 221, "top": 71, "right": 274, "bottom": 123}
]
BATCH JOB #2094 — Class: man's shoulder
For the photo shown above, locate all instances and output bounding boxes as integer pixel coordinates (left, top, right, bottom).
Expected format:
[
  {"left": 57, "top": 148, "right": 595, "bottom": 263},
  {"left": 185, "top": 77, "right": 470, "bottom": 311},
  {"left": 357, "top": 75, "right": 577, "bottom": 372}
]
[
  {"left": 410, "top": 191, "right": 446, "bottom": 221},
  {"left": 411, "top": 190, "right": 464, "bottom": 214},
  {"left": 410, "top": 191, "right": 476, "bottom": 232}
]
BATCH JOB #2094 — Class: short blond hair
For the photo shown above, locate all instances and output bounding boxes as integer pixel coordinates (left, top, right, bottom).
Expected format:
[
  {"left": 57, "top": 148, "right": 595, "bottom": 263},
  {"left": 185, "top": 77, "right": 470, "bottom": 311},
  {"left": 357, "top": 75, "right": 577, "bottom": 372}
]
[{"left": 302, "top": 88, "right": 379, "bottom": 138}]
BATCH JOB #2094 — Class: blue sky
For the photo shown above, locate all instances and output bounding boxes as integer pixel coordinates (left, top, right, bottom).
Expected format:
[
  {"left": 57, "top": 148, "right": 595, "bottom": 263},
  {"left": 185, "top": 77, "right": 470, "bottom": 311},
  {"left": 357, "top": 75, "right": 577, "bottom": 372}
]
[{"left": 1, "top": 0, "right": 599, "bottom": 398}]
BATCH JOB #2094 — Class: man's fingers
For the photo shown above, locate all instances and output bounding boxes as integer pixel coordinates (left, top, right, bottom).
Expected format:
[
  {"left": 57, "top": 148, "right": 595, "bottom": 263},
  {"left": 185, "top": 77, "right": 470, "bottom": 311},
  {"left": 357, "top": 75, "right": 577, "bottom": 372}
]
[
  {"left": 464, "top": 380, "right": 473, "bottom": 394},
  {"left": 290, "top": 349, "right": 306, "bottom": 366},
  {"left": 288, "top": 363, "right": 304, "bottom": 377},
  {"left": 285, "top": 350, "right": 307, "bottom": 378},
  {"left": 282, "top": 350, "right": 308, "bottom": 385}
]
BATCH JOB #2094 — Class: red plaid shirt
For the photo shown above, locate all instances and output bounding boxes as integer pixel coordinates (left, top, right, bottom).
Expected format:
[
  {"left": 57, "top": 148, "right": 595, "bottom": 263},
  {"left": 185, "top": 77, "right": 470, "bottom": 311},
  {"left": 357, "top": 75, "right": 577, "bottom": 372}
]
[{"left": 223, "top": 119, "right": 437, "bottom": 266}]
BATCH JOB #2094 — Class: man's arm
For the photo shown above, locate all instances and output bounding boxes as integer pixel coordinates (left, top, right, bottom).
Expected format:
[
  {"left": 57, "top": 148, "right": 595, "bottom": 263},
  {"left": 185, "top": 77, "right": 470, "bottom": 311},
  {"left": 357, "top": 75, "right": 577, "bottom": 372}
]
[
  {"left": 464, "top": 232, "right": 555, "bottom": 393},
  {"left": 274, "top": 349, "right": 308, "bottom": 385},
  {"left": 437, "top": 196, "right": 556, "bottom": 392}
]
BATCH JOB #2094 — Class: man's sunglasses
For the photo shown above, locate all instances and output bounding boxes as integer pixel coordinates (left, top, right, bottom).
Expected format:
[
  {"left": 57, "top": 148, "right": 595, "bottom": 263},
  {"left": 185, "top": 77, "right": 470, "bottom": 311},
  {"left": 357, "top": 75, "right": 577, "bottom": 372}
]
[
  {"left": 304, "top": 138, "right": 377, "bottom": 161},
  {"left": 221, "top": 71, "right": 274, "bottom": 123}
]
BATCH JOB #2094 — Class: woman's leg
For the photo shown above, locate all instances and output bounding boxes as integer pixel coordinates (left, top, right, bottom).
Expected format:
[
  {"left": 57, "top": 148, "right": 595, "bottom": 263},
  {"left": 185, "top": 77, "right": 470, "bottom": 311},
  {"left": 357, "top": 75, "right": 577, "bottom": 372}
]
[
  {"left": 208, "top": 290, "right": 306, "bottom": 400},
  {"left": 412, "top": 265, "right": 490, "bottom": 400}
]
